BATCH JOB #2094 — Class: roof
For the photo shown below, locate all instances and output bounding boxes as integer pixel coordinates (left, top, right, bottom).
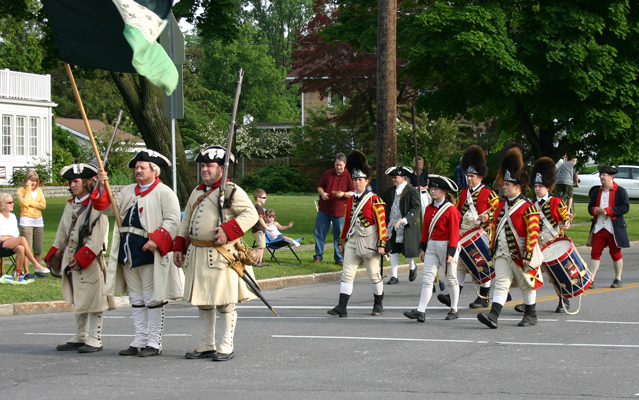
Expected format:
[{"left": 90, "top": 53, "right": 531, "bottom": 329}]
[{"left": 56, "top": 118, "right": 144, "bottom": 145}]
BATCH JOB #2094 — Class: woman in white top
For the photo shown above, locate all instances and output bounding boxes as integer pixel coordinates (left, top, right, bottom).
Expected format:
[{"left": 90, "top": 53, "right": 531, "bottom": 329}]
[{"left": 0, "top": 193, "right": 45, "bottom": 275}]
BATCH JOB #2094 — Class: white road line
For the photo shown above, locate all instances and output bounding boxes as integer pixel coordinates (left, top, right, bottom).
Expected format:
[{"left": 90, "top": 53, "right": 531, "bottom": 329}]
[
  {"left": 24, "top": 333, "right": 191, "bottom": 337},
  {"left": 272, "top": 334, "right": 639, "bottom": 349},
  {"left": 567, "top": 320, "right": 639, "bottom": 325}
]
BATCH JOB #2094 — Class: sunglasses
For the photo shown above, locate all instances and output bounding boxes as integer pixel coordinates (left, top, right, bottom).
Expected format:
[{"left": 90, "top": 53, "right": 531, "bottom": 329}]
[
  {"left": 4, "top": 201, "right": 14, "bottom": 204},
  {"left": 259, "top": 196, "right": 267, "bottom": 199}
]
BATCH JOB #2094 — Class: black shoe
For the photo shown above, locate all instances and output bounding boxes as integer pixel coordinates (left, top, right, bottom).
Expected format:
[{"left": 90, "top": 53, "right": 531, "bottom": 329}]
[
  {"left": 469, "top": 296, "right": 489, "bottom": 309},
  {"left": 611, "top": 279, "right": 623, "bottom": 288},
  {"left": 555, "top": 298, "right": 566, "bottom": 313},
  {"left": 78, "top": 344, "right": 103, "bottom": 353},
  {"left": 372, "top": 294, "right": 384, "bottom": 315},
  {"left": 437, "top": 293, "right": 451, "bottom": 307},
  {"left": 477, "top": 303, "right": 502, "bottom": 329},
  {"left": 518, "top": 304, "right": 538, "bottom": 327},
  {"left": 514, "top": 304, "right": 525, "bottom": 313},
  {"left": 445, "top": 310, "right": 458, "bottom": 320},
  {"left": 24, "top": 273, "right": 36, "bottom": 279},
  {"left": 408, "top": 269, "right": 417, "bottom": 282},
  {"left": 138, "top": 346, "right": 161, "bottom": 357},
  {"left": 56, "top": 342, "right": 84, "bottom": 351},
  {"left": 211, "top": 351, "right": 234, "bottom": 361},
  {"left": 403, "top": 309, "right": 425, "bottom": 322},
  {"left": 35, "top": 272, "right": 47, "bottom": 278},
  {"left": 185, "top": 350, "right": 217, "bottom": 359},
  {"left": 387, "top": 276, "right": 399, "bottom": 285},
  {"left": 119, "top": 346, "right": 140, "bottom": 356},
  {"left": 327, "top": 293, "right": 350, "bottom": 317}
]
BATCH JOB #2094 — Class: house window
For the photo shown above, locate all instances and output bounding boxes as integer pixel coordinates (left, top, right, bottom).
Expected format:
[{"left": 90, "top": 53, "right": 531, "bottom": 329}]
[
  {"left": 327, "top": 89, "right": 346, "bottom": 108},
  {"left": 29, "top": 117, "right": 38, "bottom": 156},
  {"left": 16, "top": 116, "right": 26, "bottom": 156},
  {"left": 1, "top": 115, "right": 10, "bottom": 156}
]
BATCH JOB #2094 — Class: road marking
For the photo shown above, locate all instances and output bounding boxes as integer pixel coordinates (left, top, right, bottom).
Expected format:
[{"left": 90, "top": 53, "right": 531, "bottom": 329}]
[
  {"left": 24, "top": 333, "right": 191, "bottom": 337},
  {"left": 273, "top": 334, "right": 639, "bottom": 349},
  {"left": 567, "top": 320, "right": 639, "bottom": 325}
]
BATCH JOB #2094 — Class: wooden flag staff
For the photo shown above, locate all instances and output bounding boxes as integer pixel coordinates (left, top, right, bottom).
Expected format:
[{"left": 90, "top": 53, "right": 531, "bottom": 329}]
[{"left": 64, "top": 63, "right": 123, "bottom": 228}]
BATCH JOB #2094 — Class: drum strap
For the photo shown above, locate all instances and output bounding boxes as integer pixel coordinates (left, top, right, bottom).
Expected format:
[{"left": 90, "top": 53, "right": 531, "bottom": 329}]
[
  {"left": 537, "top": 204, "right": 558, "bottom": 237},
  {"left": 495, "top": 200, "right": 525, "bottom": 239},
  {"left": 428, "top": 202, "right": 454, "bottom": 239},
  {"left": 465, "top": 187, "right": 479, "bottom": 220},
  {"left": 346, "top": 192, "right": 375, "bottom": 238}
]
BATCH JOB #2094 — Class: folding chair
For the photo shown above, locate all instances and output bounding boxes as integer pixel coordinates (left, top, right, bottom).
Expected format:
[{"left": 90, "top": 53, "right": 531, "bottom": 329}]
[
  {"left": 264, "top": 235, "right": 303, "bottom": 265},
  {"left": 0, "top": 248, "right": 17, "bottom": 276}
]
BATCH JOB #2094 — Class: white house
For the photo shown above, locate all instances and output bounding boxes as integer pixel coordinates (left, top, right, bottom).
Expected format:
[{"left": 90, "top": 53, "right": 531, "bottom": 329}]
[{"left": 0, "top": 69, "right": 57, "bottom": 185}]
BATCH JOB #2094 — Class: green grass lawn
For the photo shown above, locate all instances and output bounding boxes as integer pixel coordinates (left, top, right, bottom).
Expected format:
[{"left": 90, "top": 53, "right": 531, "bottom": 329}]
[{"left": 2, "top": 195, "right": 637, "bottom": 304}]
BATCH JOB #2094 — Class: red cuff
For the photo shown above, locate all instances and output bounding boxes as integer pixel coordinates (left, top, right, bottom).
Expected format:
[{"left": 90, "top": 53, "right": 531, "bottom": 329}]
[
  {"left": 221, "top": 218, "right": 245, "bottom": 242},
  {"left": 44, "top": 246, "right": 59, "bottom": 262},
  {"left": 149, "top": 227, "right": 174, "bottom": 256},
  {"left": 172, "top": 236, "right": 186, "bottom": 253},
  {"left": 605, "top": 207, "right": 613, "bottom": 216},
  {"left": 90, "top": 186, "right": 111, "bottom": 211},
  {"left": 74, "top": 246, "right": 97, "bottom": 269}
]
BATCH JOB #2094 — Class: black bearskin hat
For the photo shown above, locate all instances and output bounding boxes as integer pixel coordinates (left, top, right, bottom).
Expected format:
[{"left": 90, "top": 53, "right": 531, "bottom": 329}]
[
  {"left": 500, "top": 147, "right": 529, "bottom": 188},
  {"left": 346, "top": 150, "right": 372, "bottom": 180},
  {"left": 461, "top": 145, "right": 487, "bottom": 177},
  {"left": 532, "top": 157, "right": 556, "bottom": 190}
]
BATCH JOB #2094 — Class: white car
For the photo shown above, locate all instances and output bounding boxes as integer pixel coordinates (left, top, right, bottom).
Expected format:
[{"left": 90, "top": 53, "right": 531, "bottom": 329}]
[{"left": 572, "top": 165, "right": 639, "bottom": 199}]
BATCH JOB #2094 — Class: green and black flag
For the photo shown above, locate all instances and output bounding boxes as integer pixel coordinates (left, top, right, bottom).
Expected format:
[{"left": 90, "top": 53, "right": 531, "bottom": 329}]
[{"left": 42, "top": 0, "right": 178, "bottom": 95}]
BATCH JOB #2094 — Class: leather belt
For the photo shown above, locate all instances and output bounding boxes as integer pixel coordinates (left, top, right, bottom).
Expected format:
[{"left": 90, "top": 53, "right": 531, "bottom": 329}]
[
  {"left": 190, "top": 238, "right": 216, "bottom": 247},
  {"left": 119, "top": 227, "right": 149, "bottom": 239}
]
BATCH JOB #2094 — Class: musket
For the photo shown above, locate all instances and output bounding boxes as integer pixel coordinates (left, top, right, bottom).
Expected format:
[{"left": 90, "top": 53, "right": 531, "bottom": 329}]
[
  {"left": 215, "top": 69, "right": 277, "bottom": 316},
  {"left": 102, "top": 110, "right": 124, "bottom": 172}
]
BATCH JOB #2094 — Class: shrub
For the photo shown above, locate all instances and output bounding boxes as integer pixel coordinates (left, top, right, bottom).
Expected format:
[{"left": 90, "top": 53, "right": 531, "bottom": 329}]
[{"left": 240, "top": 163, "right": 309, "bottom": 194}]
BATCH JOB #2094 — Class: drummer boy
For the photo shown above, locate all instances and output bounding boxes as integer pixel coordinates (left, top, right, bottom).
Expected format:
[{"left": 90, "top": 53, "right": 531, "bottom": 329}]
[{"left": 515, "top": 157, "right": 572, "bottom": 313}]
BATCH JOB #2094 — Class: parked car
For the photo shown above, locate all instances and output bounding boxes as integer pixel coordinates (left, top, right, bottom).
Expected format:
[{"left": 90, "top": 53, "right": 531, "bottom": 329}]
[{"left": 572, "top": 165, "right": 639, "bottom": 199}]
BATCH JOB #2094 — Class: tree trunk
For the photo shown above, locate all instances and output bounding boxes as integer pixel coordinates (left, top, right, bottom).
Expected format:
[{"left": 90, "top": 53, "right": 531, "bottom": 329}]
[
  {"left": 376, "top": 0, "right": 397, "bottom": 194},
  {"left": 109, "top": 71, "right": 193, "bottom": 206}
]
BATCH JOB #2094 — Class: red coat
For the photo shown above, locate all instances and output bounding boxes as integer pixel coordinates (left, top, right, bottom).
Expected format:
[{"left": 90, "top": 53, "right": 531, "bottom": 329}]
[
  {"left": 339, "top": 192, "right": 387, "bottom": 247},
  {"left": 537, "top": 196, "right": 570, "bottom": 228},
  {"left": 420, "top": 201, "right": 461, "bottom": 257},
  {"left": 489, "top": 196, "right": 540, "bottom": 264}
]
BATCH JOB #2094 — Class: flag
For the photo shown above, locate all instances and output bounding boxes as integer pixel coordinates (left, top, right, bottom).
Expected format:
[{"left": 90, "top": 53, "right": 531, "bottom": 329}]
[{"left": 41, "top": 0, "right": 178, "bottom": 95}]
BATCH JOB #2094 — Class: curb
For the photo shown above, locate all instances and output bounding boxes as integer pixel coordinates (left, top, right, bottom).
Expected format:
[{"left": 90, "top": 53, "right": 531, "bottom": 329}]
[{"left": 0, "top": 264, "right": 414, "bottom": 316}]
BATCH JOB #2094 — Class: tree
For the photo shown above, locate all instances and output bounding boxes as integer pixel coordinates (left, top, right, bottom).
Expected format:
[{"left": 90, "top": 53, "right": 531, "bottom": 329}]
[{"left": 403, "top": 0, "right": 639, "bottom": 163}]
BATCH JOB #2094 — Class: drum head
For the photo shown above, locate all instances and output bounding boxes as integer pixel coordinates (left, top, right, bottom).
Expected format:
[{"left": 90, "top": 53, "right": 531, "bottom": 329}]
[{"left": 542, "top": 239, "right": 572, "bottom": 260}]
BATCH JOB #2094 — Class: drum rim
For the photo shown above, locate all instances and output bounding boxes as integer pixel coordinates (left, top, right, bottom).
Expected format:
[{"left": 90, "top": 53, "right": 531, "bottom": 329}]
[{"left": 541, "top": 237, "right": 575, "bottom": 264}]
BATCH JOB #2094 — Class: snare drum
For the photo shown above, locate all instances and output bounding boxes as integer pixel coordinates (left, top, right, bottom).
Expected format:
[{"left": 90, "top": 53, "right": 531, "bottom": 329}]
[
  {"left": 459, "top": 226, "right": 494, "bottom": 284},
  {"left": 541, "top": 237, "right": 592, "bottom": 298}
]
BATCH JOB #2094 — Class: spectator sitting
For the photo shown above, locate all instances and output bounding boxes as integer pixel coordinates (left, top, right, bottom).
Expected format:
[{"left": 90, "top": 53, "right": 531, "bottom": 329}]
[
  {"left": 16, "top": 171, "right": 49, "bottom": 276},
  {"left": 0, "top": 193, "right": 47, "bottom": 278},
  {"left": 264, "top": 209, "right": 300, "bottom": 247},
  {"left": 251, "top": 189, "right": 269, "bottom": 267}
]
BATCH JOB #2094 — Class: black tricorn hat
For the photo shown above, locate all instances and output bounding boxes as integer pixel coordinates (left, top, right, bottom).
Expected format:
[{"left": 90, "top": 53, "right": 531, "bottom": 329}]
[
  {"left": 532, "top": 157, "right": 556, "bottom": 190},
  {"left": 346, "top": 150, "right": 372, "bottom": 179},
  {"left": 195, "top": 145, "right": 236, "bottom": 164},
  {"left": 461, "top": 145, "right": 487, "bottom": 177},
  {"left": 598, "top": 165, "right": 618, "bottom": 175},
  {"left": 428, "top": 174, "right": 459, "bottom": 192},
  {"left": 128, "top": 149, "right": 171, "bottom": 168},
  {"left": 500, "top": 147, "right": 528, "bottom": 187},
  {"left": 60, "top": 163, "right": 99, "bottom": 180},
  {"left": 385, "top": 166, "right": 414, "bottom": 177}
]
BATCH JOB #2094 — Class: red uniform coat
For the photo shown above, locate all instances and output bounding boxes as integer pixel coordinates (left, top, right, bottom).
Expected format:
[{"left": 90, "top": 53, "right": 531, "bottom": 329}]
[
  {"left": 420, "top": 200, "right": 461, "bottom": 257},
  {"left": 339, "top": 192, "right": 387, "bottom": 247},
  {"left": 490, "top": 196, "right": 540, "bottom": 263},
  {"left": 538, "top": 195, "right": 570, "bottom": 228},
  {"left": 455, "top": 184, "right": 499, "bottom": 232}
]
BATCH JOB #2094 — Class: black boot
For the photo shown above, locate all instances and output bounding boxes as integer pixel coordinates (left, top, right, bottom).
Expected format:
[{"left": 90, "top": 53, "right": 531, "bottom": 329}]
[
  {"left": 372, "top": 293, "right": 384, "bottom": 315},
  {"left": 327, "top": 293, "right": 350, "bottom": 317},
  {"left": 469, "top": 286, "right": 490, "bottom": 308},
  {"left": 514, "top": 304, "right": 525, "bottom": 313},
  {"left": 518, "top": 304, "right": 538, "bottom": 327},
  {"left": 437, "top": 286, "right": 462, "bottom": 307},
  {"left": 555, "top": 298, "right": 565, "bottom": 313},
  {"left": 477, "top": 302, "right": 502, "bottom": 329}
]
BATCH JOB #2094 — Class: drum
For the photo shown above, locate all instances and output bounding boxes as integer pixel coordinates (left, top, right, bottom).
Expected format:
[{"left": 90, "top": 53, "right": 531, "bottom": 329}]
[
  {"left": 541, "top": 237, "right": 592, "bottom": 298},
  {"left": 459, "top": 226, "right": 494, "bottom": 284}
]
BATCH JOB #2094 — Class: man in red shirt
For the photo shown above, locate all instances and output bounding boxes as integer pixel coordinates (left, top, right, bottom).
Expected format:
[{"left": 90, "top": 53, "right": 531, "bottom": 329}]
[{"left": 313, "top": 153, "right": 354, "bottom": 265}]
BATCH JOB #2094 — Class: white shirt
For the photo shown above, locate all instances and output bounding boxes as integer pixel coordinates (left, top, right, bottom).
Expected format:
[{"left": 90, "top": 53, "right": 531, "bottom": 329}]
[
  {"left": 395, "top": 181, "right": 407, "bottom": 195},
  {"left": 0, "top": 212, "right": 20, "bottom": 238},
  {"left": 594, "top": 190, "right": 613, "bottom": 234}
]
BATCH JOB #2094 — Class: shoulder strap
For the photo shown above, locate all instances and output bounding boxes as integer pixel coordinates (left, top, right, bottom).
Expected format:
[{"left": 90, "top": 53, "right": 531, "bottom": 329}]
[
  {"left": 428, "top": 202, "right": 454, "bottom": 239},
  {"left": 192, "top": 186, "right": 218, "bottom": 212},
  {"left": 346, "top": 192, "right": 374, "bottom": 237},
  {"left": 537, "top": 202, "right": 558, "bottom": 236}
]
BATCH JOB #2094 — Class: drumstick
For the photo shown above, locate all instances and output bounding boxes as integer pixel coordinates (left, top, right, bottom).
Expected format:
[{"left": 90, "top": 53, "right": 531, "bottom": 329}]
[{"left": 473, "top": 210, "right": 490, "bottom": 226}]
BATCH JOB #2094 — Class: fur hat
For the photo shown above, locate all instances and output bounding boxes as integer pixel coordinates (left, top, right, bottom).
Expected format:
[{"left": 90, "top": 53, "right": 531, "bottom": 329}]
[
  {"left": 428, "top": 174, "right": 459, "bottom": 192},
  {"left": 461, "top": 145, "right": 487, "bottom": 177},
  {"left": 60, "top": 163, "right": 99, "bottom": 180},
  {"left": 500, "top": 147, "right": 529, "bottom": 187},
  {"left": 385, "top": 166, "right": 414, "bottom": 177},
  {"left": 532, "top": 157, "right": 556, "bottom": 190},
  {"left": 196, "top": 145, "right": 236, "bottom": 164},
  {"left": 128, "top": 149, "right": 171, "bottom": 168},
  {"left": 346, "top": 150, "right": 372, "bottom": 180}
]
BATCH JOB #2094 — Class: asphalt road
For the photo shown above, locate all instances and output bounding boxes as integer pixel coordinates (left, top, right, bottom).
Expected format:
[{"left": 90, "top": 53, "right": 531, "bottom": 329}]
[{"left": 1, "top": 248, "right": 638, "bottom": 399}]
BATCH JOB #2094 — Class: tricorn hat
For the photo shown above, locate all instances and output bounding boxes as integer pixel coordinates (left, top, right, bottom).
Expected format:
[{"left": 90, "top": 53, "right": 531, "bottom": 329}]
[
  {"left": 385, "top": 166, "right": 414, "bottom": 177},
  {"left": 346, "top": 150, "right": 372, "bottom": 180},
  {"left": 500, "top": 147, "right": 529, "bottom": 187},
  {"left": 128, "top": 149, "right": 171, "bottom": 168},
  {"left": 428, "top": 174, "right": 459, "bottom": 192},
  {"left": 461, "top": 145, "right": 487, "bottom": 177},
  {"left": 60, "top": 163, "right": 99, "bottom": 180},
  {"left": 532, "top": 157, "right": 556, "bottom": 189},
  {"left": 598, "top": 165, "right": 618, "bottom": 175},
  {"left": 195, "top": 145, "right": 236, "bottom": 164}
]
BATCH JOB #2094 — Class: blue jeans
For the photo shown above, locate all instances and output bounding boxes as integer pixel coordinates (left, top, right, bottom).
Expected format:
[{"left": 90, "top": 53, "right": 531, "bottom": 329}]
[{"left": 314, "top": 210, "right": 344, "bottom": 263}]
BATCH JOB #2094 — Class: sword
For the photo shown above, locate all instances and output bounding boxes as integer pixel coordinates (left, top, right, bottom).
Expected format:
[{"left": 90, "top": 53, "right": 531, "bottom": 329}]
[{"left": 229, "top": 260, "right": 279, "bottom": 317}]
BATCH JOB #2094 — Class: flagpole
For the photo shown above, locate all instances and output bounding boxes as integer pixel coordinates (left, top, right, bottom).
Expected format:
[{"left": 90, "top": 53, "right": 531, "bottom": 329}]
[{"left": 64, "top": 63, "right": 123, "bottom": 228}]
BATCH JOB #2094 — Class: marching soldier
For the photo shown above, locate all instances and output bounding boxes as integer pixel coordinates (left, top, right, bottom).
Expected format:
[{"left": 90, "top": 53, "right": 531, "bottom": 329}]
[{"left": 45, "top": 164, "right": 109, "bottom": 353}]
